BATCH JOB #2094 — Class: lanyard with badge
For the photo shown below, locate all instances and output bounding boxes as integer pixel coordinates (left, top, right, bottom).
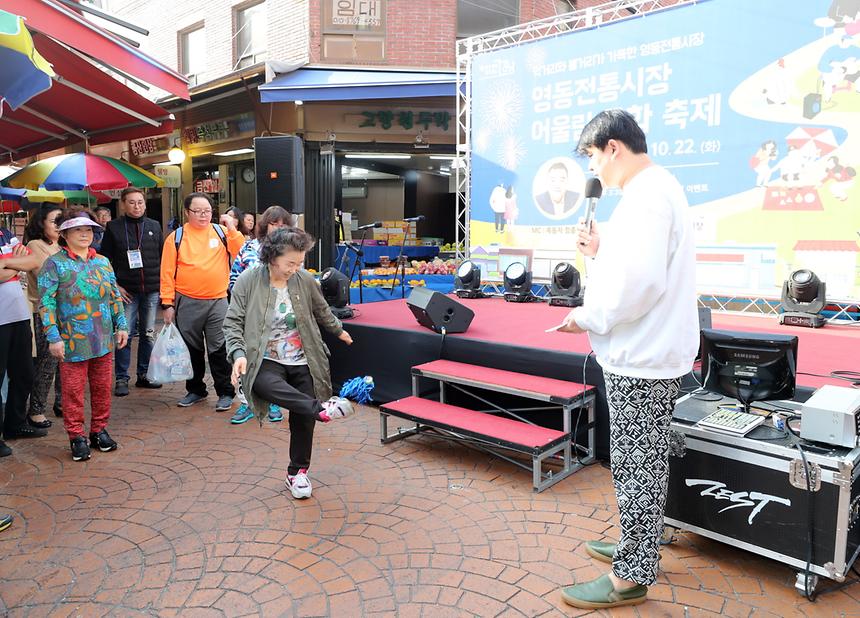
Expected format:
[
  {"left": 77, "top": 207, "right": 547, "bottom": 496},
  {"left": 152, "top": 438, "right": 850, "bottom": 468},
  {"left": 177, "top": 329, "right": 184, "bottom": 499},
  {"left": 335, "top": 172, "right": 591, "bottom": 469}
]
[{"left": 125, "top": 220, "right": 143, "bottom": 269}]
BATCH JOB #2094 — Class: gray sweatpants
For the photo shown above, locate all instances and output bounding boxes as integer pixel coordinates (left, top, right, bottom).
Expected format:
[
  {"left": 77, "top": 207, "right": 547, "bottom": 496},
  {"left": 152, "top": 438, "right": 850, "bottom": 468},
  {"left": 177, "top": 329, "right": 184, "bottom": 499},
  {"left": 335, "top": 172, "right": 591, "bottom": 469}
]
[{"left": 174, "top": 293, "right": 235, "bottom": 398}]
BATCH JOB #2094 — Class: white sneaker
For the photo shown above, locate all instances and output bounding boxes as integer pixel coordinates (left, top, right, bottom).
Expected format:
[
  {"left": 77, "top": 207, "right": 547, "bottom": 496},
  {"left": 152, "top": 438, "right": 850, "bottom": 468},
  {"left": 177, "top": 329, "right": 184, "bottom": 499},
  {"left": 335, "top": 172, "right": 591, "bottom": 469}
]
[
  {"left": 285, "top": 468, "right": 312, "bottom": 499},
  {"left": 320, "top": 397, "right": 354, "bottom": 422}
]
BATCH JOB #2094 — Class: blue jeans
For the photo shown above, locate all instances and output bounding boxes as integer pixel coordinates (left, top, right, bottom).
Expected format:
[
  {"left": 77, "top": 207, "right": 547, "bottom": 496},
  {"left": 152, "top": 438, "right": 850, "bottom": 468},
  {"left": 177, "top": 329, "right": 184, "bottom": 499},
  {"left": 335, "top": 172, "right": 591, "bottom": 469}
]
[{"left": 114, "top": 290, "right": 159, "bottom": 382}]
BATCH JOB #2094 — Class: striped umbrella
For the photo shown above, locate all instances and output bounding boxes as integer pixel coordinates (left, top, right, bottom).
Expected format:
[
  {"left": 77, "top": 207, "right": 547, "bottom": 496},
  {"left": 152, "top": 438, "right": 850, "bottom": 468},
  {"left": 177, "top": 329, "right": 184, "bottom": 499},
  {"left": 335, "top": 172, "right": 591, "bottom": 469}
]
[
  {"left": 0, "top": 185, "right": 111, "bottom": 205},
  {"left": 1, "top": 153, "right": 163, "bottom": 191},
  {"left": 0, "top": 9, "right": 54, "bottom": 110}
]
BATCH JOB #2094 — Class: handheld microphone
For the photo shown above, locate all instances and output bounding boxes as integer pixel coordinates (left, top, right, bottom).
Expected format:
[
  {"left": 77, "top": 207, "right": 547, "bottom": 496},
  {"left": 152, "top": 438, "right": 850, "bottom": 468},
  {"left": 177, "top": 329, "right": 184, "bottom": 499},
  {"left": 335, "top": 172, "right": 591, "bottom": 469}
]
[
  {"left": 403, "top": 215, "right": 425, "bottom": 222},
  {"left": 356, "top": 221, "right": 382, "bottom": 230},
  {"left": 582, "top": 177, "right": 603, "bottom": 233}
]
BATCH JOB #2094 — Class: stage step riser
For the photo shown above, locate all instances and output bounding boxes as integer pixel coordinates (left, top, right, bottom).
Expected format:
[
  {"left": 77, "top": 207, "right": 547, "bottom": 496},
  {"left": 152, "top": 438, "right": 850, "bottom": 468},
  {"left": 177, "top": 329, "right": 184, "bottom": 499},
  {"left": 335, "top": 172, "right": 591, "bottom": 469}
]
[
  {"left": 380, "top": 359, "right": 598, "bottom": 492},
  {"left": 380, "top": 397, "right": 568, "bottom": 454},
  {"left": 412, "top": 359, "right": 595, "bottom": 404}
]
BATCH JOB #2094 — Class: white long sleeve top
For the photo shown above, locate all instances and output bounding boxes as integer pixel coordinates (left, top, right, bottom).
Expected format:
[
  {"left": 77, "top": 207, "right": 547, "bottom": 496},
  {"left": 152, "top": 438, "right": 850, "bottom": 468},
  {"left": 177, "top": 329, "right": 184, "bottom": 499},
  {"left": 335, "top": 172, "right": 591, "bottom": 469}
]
[{"left": 572, "top": 164, "right": 699, "bottom": 379}]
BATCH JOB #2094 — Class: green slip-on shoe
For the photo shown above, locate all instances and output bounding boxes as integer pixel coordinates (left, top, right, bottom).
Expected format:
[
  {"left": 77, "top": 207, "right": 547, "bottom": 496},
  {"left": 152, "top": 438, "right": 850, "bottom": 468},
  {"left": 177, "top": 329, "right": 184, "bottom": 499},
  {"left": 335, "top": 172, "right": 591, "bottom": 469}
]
[
  {"left": 561, "top": 574, "right": 647, "bottom": 609},
  {"left": 585, "top": 540, "right": 616, "bottom": 564}
]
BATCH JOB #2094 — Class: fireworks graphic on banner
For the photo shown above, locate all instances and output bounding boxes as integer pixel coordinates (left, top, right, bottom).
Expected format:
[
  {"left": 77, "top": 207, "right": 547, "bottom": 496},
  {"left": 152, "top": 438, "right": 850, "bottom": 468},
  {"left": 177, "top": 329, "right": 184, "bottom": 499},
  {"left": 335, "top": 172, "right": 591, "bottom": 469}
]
[
  {"left": 473, "top": 127, "right": 492, "bottom": 155},
  {"left": 525, "top": 47, "right": 548, "bottom": 76},
  {"left": 498, "top": 135, "right": 527, "bottom": 170},
  {"left": 477, "top": 80, "right": 524, "bottom": 134}
]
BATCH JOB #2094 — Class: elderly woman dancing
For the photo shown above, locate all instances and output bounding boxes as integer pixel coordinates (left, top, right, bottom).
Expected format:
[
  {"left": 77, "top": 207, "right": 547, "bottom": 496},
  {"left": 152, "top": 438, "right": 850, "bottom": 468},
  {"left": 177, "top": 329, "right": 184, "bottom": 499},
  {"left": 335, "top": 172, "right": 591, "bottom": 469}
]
[{"left": 224, "top": 227, "right": 354, "bottom": 499}]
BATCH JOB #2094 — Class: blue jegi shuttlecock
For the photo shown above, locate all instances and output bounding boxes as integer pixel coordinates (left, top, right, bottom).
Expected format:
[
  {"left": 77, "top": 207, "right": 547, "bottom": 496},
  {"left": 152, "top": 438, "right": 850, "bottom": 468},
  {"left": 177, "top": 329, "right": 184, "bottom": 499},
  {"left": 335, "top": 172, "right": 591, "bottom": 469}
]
[{"left": 339, "top": 376, "right": 375, "bottom": 404}]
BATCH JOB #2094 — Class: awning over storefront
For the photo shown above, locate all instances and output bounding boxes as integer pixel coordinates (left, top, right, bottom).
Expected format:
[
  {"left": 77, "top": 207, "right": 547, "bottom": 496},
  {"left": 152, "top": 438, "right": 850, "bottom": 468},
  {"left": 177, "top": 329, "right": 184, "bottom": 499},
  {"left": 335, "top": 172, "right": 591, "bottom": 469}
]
[
  {"left": 0, "top": 32, "right": 175, "bottom": 158},
  {"left": 1, "top": 0, "right": 189, "bottom": 100},
  {"left": 260, "top": 67, "right": 456, "bottom": 102}
]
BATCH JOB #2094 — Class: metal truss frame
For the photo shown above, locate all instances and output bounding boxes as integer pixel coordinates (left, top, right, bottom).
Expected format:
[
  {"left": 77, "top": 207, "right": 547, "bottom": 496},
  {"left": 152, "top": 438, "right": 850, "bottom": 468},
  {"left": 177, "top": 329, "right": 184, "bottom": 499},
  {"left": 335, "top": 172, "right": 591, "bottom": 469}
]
[
  {"left": 455, "top": 0, "right": 697, "bottom": 262},
  {"left": 699, "top": 294, "right": 860, "bottom": 323}
]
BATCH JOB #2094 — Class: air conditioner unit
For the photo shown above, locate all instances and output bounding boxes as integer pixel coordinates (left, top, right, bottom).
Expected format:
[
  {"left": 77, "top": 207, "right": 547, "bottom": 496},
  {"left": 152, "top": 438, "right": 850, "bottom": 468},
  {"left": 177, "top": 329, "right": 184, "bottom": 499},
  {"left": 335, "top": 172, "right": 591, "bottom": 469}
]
[{"left": 342, "top": 185, "right": 367, "bottom": 199}]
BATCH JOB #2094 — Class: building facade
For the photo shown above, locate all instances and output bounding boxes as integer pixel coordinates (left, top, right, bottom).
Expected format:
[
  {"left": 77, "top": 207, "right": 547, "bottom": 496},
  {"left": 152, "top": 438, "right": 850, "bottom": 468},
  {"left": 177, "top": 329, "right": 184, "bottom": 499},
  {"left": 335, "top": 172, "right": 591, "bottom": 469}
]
[{"left": 101, "top": 0, "right": 604, "bottom": 265}]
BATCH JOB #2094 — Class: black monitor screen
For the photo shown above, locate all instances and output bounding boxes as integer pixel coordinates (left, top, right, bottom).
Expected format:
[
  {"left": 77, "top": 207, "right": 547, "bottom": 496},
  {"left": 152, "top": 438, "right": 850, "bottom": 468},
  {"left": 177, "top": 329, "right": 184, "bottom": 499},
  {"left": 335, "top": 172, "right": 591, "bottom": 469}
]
[{"left": 700, "top": 329, "right": 798, "bottom": 409}]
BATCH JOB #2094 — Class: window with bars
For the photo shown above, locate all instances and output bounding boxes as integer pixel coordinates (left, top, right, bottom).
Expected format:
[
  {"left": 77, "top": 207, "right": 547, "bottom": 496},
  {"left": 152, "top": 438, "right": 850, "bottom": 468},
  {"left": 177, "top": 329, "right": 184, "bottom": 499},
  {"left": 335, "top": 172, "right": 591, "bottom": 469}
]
[{"left": 235, "top": 2, "right": 267, "bottom": 69}]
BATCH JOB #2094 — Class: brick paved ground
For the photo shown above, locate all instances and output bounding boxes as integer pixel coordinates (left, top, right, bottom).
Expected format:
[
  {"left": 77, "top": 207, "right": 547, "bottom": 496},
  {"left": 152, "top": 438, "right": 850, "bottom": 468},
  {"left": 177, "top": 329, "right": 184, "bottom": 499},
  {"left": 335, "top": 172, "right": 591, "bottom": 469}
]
[{"left": 1, "top": 370, "right": 859, "bottom": 617}]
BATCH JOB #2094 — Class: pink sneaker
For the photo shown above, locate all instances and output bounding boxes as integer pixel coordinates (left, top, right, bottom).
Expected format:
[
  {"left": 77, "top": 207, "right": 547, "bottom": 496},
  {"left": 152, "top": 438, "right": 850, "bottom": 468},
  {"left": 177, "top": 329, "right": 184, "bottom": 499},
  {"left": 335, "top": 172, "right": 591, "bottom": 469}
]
[
  {"left": 285, "top": 468, "right": 312, "bottom": 499},
  {"left": 319, "top": 397, "right": 355, "bottom": 423}
]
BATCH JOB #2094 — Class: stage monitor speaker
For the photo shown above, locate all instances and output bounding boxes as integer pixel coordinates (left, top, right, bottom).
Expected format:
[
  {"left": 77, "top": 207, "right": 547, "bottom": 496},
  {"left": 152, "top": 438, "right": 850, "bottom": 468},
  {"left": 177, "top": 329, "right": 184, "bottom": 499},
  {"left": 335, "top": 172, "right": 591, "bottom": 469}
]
[
  {"left": 254, "top": 136, "right": 304, "bottom": 214},
  {"left": 406, "top": 287, "right": 474, "bottom": 334}
]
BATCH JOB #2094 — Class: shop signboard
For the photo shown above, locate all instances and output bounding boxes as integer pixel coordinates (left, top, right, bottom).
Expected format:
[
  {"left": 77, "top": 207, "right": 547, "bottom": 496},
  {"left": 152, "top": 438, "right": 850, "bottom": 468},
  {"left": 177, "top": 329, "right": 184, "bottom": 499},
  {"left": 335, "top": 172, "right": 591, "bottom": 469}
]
[
  {"left": 154, "top": 165, "right": 182, "bottom": 188},
  {"left": 183, "top": 113, "right": 255, "bottom": 147}
]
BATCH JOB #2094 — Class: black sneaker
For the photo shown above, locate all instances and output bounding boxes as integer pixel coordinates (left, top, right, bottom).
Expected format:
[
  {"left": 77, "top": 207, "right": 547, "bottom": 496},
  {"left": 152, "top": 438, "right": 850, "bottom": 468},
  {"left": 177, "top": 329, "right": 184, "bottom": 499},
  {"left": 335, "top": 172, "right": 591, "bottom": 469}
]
[
  {"left": 114, "top": 379, "right": 129, "bottom": 397},
  {"left": 5, "top": 426, "right": 48, "bottom": 439},
  {"left": 0, "top": 441, "right": 11, "bottom": 458},
  {"left": 135, "top": 376, "right": 162, "bottom": 389},
  {"left": 70, "top": 436, "right": 91, "bottom": 461},
  {"left": 89, "top": 429, "right": 118, "bottom": 452}
]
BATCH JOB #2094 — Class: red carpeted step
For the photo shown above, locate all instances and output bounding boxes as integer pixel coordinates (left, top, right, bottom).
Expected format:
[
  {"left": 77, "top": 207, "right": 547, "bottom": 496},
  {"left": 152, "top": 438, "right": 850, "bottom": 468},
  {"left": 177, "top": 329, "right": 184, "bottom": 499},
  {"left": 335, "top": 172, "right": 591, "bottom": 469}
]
[
  {"left": 413, "top": 359, "right": 592, "bottom": 403},
  {"left": 381, "top": 396, "right": 566, "bottom": 450}
]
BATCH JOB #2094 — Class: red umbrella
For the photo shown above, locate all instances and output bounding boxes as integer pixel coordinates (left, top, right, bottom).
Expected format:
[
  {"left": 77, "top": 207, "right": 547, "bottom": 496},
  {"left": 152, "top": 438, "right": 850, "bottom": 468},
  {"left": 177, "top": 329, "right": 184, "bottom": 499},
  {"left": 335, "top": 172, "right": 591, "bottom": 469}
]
[{"left": 785, "top": 127, "right": 839, "bottom": 156}]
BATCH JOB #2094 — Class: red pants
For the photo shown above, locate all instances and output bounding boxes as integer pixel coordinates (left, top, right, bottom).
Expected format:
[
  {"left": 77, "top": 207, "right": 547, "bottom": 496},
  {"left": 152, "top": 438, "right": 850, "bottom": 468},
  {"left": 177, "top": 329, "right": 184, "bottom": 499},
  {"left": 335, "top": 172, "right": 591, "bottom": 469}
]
[{"left": 60, "top": 352, "right": 113, "bottom": 439}]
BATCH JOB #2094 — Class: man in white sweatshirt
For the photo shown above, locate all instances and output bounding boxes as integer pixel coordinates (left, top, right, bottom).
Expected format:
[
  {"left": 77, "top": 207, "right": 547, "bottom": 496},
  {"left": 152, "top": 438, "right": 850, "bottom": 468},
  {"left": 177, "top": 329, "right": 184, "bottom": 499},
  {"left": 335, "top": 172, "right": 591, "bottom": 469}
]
[{"left": 557, "top": 109, "right": 699, "bottom": 609}]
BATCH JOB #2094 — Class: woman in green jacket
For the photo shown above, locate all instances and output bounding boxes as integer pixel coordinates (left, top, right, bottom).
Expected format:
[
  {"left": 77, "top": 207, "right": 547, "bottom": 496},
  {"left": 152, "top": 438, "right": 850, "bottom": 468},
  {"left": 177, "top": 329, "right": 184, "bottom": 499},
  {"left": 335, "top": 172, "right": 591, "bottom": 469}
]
[{"left": 224, "top": 227, "right": 353, "bottom": 499}]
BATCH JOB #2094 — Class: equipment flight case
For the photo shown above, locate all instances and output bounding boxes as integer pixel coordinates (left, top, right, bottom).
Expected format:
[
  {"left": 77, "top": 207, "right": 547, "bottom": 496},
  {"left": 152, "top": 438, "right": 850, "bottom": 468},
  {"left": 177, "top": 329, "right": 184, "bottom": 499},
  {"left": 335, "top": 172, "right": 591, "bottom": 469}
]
[{"left": 664, "top": 393, "right": 860, "bottom": 594}]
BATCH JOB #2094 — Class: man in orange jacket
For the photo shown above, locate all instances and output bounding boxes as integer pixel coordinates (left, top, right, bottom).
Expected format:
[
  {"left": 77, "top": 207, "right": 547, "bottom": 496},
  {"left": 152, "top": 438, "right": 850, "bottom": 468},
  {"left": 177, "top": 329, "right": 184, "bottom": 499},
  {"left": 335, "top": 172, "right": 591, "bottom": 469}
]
[{"left": 160, "top": 193, "right": 246, "bottom": 411}]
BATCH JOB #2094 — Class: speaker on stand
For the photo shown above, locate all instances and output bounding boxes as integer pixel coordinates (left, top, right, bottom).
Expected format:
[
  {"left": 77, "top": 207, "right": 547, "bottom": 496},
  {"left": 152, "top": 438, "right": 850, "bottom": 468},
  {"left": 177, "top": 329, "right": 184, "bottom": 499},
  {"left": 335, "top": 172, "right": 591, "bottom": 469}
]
[{"left": 253, "top": 136, "right": 305, "bottom": 214}]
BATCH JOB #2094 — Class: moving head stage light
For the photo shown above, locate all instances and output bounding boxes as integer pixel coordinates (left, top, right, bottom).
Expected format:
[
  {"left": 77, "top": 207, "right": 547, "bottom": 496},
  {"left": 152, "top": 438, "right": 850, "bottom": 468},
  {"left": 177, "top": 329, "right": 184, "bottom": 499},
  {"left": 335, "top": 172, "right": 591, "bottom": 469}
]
[
  {"left": 779, "top": 268, "right": 826, "bottom": 328},
  {"left": 549, "top": 262, "right": 583, "bottom": 307},
  {"left": 320, "top": 267, "right": 354, "bottom": 319},
  {"left": 454, "top": 260, "right": 486, "bottom": 299},
  {"left": 503, "top": 262, "right": 535, "bottom": 303}
]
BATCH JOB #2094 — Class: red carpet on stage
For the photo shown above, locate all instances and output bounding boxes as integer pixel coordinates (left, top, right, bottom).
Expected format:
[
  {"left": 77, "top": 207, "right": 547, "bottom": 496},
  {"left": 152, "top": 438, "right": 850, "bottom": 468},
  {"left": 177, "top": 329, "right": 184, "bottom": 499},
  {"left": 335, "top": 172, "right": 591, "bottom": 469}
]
[{"left": 348, "top": 296, "right": 859, "bottom": 390}]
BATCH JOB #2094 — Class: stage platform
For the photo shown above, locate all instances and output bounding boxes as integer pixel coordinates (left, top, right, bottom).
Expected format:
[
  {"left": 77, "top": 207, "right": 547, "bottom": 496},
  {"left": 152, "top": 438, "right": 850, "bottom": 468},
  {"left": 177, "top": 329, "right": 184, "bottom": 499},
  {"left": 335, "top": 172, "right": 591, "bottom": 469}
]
[{"left": 326, "top": 296, "right": 859, "bottom": 458}]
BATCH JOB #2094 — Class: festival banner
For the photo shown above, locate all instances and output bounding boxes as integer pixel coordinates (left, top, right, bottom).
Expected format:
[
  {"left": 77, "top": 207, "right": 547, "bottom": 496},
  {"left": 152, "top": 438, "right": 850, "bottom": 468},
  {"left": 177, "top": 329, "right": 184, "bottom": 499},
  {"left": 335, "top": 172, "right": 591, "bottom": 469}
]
[{"left": 469, "top": 0, "right": 860, "bottom": 299}]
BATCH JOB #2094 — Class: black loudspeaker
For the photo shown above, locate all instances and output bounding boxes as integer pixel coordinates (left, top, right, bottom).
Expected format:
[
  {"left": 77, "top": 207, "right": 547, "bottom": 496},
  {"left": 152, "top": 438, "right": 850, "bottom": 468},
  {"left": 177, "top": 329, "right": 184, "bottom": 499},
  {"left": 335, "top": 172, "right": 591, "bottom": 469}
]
[
  {"left": 406, "top": 287, "right": 474, "bottom": 334},
  {"left": 253, "top": 136, "right": 304, "bottom": 213},
  {"left": 802, "top": 93, "right": 821, "bottom": 120}
]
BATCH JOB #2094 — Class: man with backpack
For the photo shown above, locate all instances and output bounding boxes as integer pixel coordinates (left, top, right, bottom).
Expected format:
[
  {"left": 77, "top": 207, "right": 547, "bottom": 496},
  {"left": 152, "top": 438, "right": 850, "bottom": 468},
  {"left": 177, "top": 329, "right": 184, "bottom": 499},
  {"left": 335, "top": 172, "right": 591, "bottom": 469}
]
[{"left": 160, "top": 193, "right": 245, "bottom": 411}]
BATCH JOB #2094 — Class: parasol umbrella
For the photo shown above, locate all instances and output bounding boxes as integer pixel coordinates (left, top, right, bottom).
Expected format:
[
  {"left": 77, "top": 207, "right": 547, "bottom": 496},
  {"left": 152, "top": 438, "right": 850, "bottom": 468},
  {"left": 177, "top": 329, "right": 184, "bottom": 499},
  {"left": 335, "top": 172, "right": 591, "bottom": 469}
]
[
  {"left": 785, "top": 127, "right": 839, "bottom": 156},
  {"left": 0, "top": 186, "right": 111, "bottom": 208},
  {"left": 1, "top": 153, "right": 163, "bottom": 191},
  {"left": 0, "top": 9, "right": 54, "bottom": 111}
]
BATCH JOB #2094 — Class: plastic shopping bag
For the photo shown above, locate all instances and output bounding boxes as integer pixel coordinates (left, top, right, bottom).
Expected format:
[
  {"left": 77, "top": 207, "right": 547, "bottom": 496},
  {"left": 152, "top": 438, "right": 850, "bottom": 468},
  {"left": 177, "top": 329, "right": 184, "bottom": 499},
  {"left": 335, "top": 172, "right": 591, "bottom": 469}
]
[{"left": 146, "top": 323, "right": 193, "bottom": 383}]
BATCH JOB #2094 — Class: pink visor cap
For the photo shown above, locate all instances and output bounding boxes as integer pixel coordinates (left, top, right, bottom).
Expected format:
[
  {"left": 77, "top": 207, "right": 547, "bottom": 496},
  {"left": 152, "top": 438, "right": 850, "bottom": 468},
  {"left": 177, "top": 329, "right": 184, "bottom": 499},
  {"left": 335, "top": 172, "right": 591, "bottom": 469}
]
[{"left": 58, "top": 217, "right": 103, "bottom": 232}]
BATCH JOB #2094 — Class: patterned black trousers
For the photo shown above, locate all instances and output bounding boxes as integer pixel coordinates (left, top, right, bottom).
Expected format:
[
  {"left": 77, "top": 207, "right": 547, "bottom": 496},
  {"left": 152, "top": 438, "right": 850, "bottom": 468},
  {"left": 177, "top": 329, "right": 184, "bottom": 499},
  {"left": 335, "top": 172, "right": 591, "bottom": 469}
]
[
  {"left": 604, "top": 370, "right": 680, "bottom": 586},
  {"left": 28, "top": 312, "right": 61, "bottom": 417}
]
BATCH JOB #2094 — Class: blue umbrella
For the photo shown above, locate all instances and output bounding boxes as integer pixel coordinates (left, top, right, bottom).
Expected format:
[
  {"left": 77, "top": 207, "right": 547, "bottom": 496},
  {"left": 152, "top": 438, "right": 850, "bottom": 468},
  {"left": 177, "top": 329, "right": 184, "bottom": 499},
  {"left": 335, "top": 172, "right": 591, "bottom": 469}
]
[
  {"left": 0, "top": 9, "right": 55, "bottom": 111},
  {"left": 0, "top": 186, "right": 26, "bottom": 201}
]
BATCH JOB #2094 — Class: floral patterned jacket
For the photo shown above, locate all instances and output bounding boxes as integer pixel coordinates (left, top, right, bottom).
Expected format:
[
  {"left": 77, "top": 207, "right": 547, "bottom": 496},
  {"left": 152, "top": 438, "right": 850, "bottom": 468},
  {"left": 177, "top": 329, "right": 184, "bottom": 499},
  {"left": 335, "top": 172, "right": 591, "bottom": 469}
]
[
  {"left": 229, "top": 238, "right": 261, "bottom": 291},
  {"left": 38, "top": 247, "right": 128, "bottom": 362}
]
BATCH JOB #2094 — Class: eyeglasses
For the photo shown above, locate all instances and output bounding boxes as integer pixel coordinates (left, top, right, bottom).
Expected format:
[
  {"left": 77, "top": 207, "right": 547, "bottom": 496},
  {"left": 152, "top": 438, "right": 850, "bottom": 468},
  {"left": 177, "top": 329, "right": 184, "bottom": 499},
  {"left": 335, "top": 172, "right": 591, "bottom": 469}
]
[{"left": 188, "top": 209, "right": 213, "bottom": 216}]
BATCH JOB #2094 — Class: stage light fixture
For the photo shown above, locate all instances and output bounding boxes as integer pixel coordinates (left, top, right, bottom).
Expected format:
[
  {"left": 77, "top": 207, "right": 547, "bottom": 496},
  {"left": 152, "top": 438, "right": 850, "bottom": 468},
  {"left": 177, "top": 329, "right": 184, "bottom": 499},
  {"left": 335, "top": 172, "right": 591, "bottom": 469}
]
[
  {"left": 548, "top": 262, "right": 583, "bottom": 307},
  {"left": 320, "top": 267, "right": 354, "bottom": 319},
  {"left": 454, "top": 260, "right": 486, "bottom": 299},
  {"left": 779, "top": 268, "right": 826, "bottom": 328},
  {"left": 503, "top": 262, "right": 535, "bottom": 303}
]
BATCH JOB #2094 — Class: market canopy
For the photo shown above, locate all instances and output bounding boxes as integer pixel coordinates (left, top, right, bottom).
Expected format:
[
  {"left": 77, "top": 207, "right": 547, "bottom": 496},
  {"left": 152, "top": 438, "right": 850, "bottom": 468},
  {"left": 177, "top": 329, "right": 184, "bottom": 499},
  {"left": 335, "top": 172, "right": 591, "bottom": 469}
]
[
  {"left": 0, "top": 0, "right": 189, "bottom": 158},
  {"left": 260, "top": 67, "right": 457, "bottom": 102},
  {"left": 0, "top": 0, "right": 188, "bottom": 99}
]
